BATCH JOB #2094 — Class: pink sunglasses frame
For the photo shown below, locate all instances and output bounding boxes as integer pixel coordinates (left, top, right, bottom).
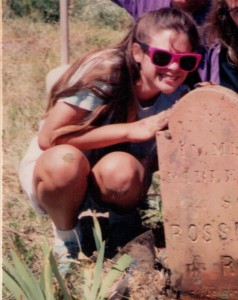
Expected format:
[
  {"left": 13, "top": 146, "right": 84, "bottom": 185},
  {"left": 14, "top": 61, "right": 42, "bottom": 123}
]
[{"left": 136, "top": 41, "right": 202, "bottom": 72}]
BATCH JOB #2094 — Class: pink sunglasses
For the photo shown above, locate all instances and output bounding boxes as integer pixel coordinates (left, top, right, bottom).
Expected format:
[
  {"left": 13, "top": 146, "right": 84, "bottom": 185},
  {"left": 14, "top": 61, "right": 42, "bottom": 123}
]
[{"left": 136, "top": 41, "right": 202, "bottom": 72}]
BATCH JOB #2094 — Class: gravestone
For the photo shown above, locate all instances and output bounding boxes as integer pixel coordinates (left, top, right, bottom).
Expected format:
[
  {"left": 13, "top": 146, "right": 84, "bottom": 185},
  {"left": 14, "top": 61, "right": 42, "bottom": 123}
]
[{"left": 156, "top": 85, "right": 238, "bottom": 299}]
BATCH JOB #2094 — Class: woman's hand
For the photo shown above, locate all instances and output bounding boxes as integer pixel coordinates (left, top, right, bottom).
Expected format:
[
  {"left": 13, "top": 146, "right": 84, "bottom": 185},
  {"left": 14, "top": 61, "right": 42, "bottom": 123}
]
[{"left": 127, "top": 109, "right": 172, "bottom": 142}]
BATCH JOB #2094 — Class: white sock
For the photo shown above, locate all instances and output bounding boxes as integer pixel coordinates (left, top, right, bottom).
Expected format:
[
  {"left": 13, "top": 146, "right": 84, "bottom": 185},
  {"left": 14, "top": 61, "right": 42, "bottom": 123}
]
[{"left": 52, "top": 222, "right": 82, "bottom": 247}]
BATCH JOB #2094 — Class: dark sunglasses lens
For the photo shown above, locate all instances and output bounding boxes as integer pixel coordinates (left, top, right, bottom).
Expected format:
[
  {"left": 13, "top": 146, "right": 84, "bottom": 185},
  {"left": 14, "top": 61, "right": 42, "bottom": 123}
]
[
  {"left": 180, "top": 56, "right": 197, "bottom": 71},
  {"left": 153, "top": 50, "right": 172, "bottom": 66}
]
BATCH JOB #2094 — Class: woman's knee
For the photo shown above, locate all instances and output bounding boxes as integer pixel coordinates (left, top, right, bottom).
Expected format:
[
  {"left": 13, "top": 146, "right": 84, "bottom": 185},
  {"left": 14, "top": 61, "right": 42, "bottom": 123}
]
[
  {"left": 34, "top": 145, "right": 90, "bottom": 189},
  {"left": 94, "top": 152, "right": 143, "bottom": 186},
  {"left": 92, "top": 152, "right": 145, "bottom": 206}
]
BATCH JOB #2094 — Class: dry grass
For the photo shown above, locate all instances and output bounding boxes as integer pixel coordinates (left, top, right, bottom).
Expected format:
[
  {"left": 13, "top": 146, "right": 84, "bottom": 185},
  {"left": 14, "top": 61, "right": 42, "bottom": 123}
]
[
  {"left": 3, "top": 18, "right": 60, "bottom": 273},
  {"left": 2, "top": 10, "right": 130, "bottom": 298},
  {"left": 2, "top": 7, "right": 175, "bottom": 300}
]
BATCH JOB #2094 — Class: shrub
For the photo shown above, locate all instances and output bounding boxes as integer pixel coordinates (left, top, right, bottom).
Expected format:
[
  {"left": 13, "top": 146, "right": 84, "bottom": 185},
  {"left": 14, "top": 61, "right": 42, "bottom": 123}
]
[
  {"left": 4, "top": 0, "right": 131, "bottom": 29},
  {"left": 6, "top": 0, "right": 59, "bottom": 22},
  {"left": 78, "top": 1, "right": 131, "bottom": 30}
]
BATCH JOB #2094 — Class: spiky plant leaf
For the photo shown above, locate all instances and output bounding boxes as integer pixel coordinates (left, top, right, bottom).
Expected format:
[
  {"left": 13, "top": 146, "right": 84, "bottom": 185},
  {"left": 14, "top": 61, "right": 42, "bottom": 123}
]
[
  {"left": 97, "top": 253, "right": 134, "bottom": 300},
  {"left": 91, "top": 240, "right": 105, "bottom": 299},
  {"left": 4, "top": 251, "right": 45, "bottom": 300},
  {"left": 92, "top": 213, "right": 103, "bottom": 251},
  {"left": 49, "top": 250, "right": 72, "bottom": 300},
  {"left": 40, "top": 242, "right": 54, "bottom": 300},
  {"left": 3, "top": 264, "right": 27, "bottom": 300}
]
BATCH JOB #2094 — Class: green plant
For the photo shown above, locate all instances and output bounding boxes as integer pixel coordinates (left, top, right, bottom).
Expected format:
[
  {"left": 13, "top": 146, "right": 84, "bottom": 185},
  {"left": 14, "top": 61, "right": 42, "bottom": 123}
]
[
  {"left": 81, "top": 214, "right": 134, "bottom": 300},
  {"left": 3, "top": 215, "right": 134, "bottom": 300},
  {"left": 9, "top": 0, "right": 34, "bottom": 17},
  {"left": 141, "top": 194, "right": 163, "bottom": 229},
  {"left": 3, "top": 241, "right": 71, "bottom": 300},
  {"left": 6, "top": 0, "right": 60, "bottom": 22},
  {"left": 77, "top": 1, "right": 131, "bottom": 30},
  {"left": 35, "top": 0, "right": 60, "bottom": 22},
  {"left": 140, "top": 172, "right": 163, "bottom": 229},
  {"left": 5, "top": 0, "right": 131, "bottom": 26}
]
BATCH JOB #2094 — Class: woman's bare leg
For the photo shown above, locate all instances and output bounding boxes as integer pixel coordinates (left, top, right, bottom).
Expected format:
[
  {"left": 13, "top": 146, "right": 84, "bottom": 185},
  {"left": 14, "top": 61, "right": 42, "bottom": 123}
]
[
  {"left": 33, "top": 144, "right": 90, "bottom": 230},
  {"left": 92, "top": 151, "right": 146, "bottom": 210}
]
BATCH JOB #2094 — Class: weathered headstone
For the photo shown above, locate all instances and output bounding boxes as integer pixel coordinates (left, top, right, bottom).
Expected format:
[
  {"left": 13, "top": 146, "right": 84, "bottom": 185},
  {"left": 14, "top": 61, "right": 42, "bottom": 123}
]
[{"left": 156, "top": 85, "right": 238, "bottom": 299}]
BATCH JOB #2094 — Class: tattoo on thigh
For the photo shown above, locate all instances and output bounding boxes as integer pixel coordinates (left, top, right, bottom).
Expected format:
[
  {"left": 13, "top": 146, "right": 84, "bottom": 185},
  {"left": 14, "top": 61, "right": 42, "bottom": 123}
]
[{"left": 62, "top": 153, "right": 74, "bottom": 163}]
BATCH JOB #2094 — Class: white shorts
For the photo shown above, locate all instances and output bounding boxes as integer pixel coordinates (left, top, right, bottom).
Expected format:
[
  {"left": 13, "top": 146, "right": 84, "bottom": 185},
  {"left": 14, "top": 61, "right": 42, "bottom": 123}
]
[{"left": 19, "top": 135, "right": 46, "bottom": 214}]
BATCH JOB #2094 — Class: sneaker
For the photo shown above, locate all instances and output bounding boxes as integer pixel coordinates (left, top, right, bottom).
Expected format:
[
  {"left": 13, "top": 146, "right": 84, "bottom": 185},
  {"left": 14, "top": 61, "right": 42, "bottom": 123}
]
[{"left": 54, "top": 240, "right": 80, "bottom": 275}]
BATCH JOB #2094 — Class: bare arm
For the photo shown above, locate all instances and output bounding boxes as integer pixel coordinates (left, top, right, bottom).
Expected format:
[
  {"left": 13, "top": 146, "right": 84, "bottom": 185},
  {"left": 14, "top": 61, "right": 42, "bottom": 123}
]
[
  {"left": 38, "top": 101, "right": 90, "bottom": 149},
  {"left": 38, "top": 101, "right": 171, "bottom": 150}
]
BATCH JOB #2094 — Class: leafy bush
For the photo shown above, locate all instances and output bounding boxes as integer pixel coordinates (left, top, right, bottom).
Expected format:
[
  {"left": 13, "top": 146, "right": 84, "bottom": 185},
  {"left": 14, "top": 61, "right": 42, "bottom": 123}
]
[
  {"left": 7, "top": 0, "right": 60, "bottom": 22},
  {"left": 36, "top": 0, "right": 60, "bottom": 22},
  {"left": 78, "top": 1, "right": 131, "bottom": 30},
  {"left": 4, "top": 0, "right": 131, "bottom": 29}
]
